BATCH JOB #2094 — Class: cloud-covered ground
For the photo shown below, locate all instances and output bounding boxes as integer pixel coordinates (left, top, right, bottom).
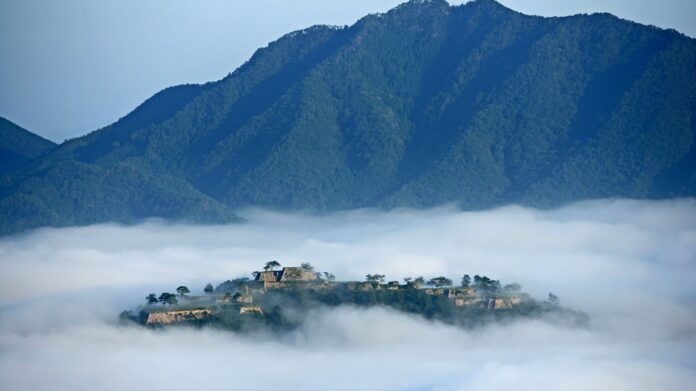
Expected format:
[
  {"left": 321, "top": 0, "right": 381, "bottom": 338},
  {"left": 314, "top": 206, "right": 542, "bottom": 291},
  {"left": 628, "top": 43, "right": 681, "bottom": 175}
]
[{"left": 1, "top": 199, "right": 695, "bottom": 390}]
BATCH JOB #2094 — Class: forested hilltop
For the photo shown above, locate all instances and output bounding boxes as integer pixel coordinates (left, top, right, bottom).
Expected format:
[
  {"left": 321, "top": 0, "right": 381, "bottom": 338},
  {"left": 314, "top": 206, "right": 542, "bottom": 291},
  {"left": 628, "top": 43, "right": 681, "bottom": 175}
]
[
  {"left": 121, "top": 262, "right": 587, "bottom": 332},
  {"left": 2, "top": 0, "right": 695, "bottom": 234},
  {"left": 0, "top": 117, "right": 55, "bottom": 175}
]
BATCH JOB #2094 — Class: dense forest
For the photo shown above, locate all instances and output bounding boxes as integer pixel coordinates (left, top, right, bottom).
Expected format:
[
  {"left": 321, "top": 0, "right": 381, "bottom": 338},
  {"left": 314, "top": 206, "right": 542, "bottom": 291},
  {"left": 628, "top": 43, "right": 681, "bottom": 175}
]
[
  {"left": 0, "top": 117, "right": 55, "bottom": 175},
  {"left": 2, "top": 0, "right": 695, "bottom": 234}
]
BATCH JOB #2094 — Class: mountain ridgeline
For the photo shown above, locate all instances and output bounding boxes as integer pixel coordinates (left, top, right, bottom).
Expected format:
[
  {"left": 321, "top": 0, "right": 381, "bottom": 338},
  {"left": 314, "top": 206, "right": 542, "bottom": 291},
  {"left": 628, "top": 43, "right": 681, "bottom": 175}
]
[
  {"left": 0, "top": 118, "right": 55, "bottom": 175},
  {"left": 1, "top": 0, "right": 695, "bottom": 234}
]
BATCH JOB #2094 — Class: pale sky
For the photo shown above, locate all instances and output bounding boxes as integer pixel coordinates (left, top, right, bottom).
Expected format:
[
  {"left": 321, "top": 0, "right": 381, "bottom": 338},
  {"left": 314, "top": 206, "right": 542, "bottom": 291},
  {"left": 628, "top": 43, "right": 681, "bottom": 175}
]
[{"left": 1, "top": 0, "right": 694, "bottom": 142}]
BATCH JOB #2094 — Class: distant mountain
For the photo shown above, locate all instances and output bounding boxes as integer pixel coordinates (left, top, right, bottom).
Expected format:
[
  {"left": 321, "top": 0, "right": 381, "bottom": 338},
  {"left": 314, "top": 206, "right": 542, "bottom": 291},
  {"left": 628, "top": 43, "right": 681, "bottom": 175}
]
[
  {"left": 1, "top": 0, "right": 695, "bottom": 235},
  {"left": 0, "top": 117, "right": 55, "bottom": 174}
]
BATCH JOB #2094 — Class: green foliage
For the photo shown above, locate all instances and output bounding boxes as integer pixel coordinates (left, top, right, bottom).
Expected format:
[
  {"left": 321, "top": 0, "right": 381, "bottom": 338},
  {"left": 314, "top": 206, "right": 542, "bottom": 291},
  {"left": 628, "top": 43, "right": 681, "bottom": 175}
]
[
  {"left": 0, "top": 160, "right": 240, "bottom": 235},
  {"left": 264, "top": 260, "right": 281, "bottom": 271},
  {"left": 461, "top": 274, "right": 471, "bottom": 288},
  {"left": 365, "top": 274, "right": 386, "bottom": 283},
  {"left": 158, "top": 292, "right": 178, "bottom": 306},
  {"left": 2, "top": 0, "right": 695, "bottom": 234},
  {"left": 473, "top": 275, "right": 500, "bottom": 295},
  {"left": 0, "top": 117, "right": 55, "bottom": 174},
  {"left": 547, "top": 292, "right": 559, "bottom": 305},
  {"left": 145, "top": 293, "right": 158, "bottom": 305},
  {"left": 202, "top": 282, "right": 585, "bottom": 333},
  {"left": 428, "top": 276, "right": 453, "bottom": 287},
  {"left": 131, "top": 265, "right": 588, "bottom": 332},
  {"left": 214, "top": 278, "right": 250, "bottom": 293}
]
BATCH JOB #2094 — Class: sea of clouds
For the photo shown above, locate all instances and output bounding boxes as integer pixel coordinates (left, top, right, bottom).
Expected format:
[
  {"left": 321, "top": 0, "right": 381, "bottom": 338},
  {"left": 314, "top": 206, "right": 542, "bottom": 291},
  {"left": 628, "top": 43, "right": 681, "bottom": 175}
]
[{"left": 1, "top": 199, "right": 695, "bottom": 390}]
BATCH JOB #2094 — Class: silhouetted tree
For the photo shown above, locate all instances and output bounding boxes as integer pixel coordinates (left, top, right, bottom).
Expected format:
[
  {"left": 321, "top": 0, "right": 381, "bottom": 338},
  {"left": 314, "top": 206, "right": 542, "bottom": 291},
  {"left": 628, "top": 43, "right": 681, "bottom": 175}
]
[
  {"left": 264, "top": 260, "right": 281, "bottom": 271},
  {"left": 204, "top": 283, "right": 214, "bottom": 294},
  {"left": 504, "top": 283, "right": 522, "bottom": 292},
  {"left": 461, "top": 274, "right": 471, "bottom": 288},
  {"left": 176, "top": 286, "right": 190, "bottom": 297},
  {"left": 158, "top": 292, "right": 177, "bottom": 306},
  {"left": 119, "top": 310, "right": 134, "bottom": 324},
  {"left": 427, "top": 276, "right": 452, "bottom": 288},
  {"left": 365, "top": 274, "right": 385, "bottom": 283},
  {"left": 548, "top": 293, "right": 559, "bottom": 305},
  {"left": 323, "top": 272, "right": 336, "bottom": 282},
  {"left": 473, "top": 275, "right": 499, "bottom": 293},
  {"left": 301, "top": 262, "right": 314, "bottom": 272},
  {"left": 146, "top": 293, "right": 158, "bottom": 305}
]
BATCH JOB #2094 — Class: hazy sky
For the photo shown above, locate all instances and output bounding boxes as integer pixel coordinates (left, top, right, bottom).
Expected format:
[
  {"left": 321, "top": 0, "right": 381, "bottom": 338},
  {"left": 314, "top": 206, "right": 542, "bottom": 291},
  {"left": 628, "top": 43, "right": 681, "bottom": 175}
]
[
  {"left": 1, "top": 199, "right": 695, "bottom": 390},
  {"left": 1, "top": 0, "right": 694, "bottom": 142}
]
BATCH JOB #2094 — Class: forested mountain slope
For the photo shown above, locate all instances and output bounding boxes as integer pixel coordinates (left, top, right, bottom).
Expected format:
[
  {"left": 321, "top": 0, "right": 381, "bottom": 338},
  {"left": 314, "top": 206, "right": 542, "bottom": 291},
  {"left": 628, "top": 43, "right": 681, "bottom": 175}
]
[
  {"left": 0, "top": 117, "right": 55, "bottom": 174},
  {"left": 2, "top": 0, "right": 695, "bottom": 234}
]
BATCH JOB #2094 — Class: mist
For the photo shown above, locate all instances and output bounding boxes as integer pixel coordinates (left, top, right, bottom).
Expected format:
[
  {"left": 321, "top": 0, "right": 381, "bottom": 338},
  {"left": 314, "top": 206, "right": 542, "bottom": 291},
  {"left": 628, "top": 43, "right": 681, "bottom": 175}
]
[{"left": 1, "top": 199, "right": 695, "bottom": 390}]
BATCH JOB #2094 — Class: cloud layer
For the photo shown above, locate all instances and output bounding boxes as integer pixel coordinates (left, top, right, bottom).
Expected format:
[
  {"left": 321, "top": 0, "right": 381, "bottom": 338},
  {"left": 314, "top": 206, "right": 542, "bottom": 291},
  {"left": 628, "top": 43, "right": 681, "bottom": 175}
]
[{"left": 1, "top": 199, "right": 695, "bottom": 390}]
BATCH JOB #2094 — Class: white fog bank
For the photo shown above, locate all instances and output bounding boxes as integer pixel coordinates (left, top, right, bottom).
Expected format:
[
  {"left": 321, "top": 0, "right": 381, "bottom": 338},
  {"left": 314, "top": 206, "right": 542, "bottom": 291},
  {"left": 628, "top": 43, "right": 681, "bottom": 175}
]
[{"left": 1, "top": 199, "right": 695, "bottom": 390}]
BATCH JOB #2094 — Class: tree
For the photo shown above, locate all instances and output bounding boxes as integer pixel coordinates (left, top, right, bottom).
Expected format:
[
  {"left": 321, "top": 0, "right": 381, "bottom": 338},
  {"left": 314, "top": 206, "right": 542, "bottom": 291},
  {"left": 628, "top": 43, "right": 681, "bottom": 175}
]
[
  {"left": 461, "top": 274, "right": 471, "bottom": 288},
  {"left": 427, "top": 276, "right": 452, "bottom": 288},
  {"left": 158, "top": 292, "right": 177, "bottom": 306},
  {"left": 251, "top": 271, "right": 260, "bottom": 279},
  {"left": 403, "top": 277, "right": 412, "bottom": 284},
  {"left": 204, "top": 283, "right": 214, "bottom": 294},
  {"left": 176, "top": 286, "right": 190, "bottom": 297},
  {"left": 119, "top": 310, "right": 134, "bottom": 324},
  {"left": 413, "top": 276, "right": 425, "bottom": 287},
  {"left": 473, "top": 275, "right": 484, "bottom": 289},
  {"left": 504, "top": 283, "right": 521, "bottom": 292},
  {"left": 324, "top": 272, "right": 336, "bottom": 282},
  {"left": 146, "top": 293, "right": 158, "bottom": 305},
  {"left": 365, "top": 274, "right": 385, "bottom": 283},
  {"left": 548, "top": 293, "right": 559, "bottom": 305},
  {"left": 264, "top": 260, "right": 281, "bottom": 271},
  {"left": 300, "top": 262, "right": 314, "bottom": 272},
  {"left": 473, "top": 275, "right": 491, "bottom": 291}
]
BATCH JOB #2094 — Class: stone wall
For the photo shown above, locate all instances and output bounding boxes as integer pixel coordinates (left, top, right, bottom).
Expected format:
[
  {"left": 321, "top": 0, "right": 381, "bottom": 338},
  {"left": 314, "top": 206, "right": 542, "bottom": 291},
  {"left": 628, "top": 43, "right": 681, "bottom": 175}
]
[
  {"left": 235, "top": 294, "right": 253, "bottom": 304},
  {"left": 239, "top": 306, "right": 263, "bottom": 315},
  {"left": 257, "top": 271, "right": 281, "bottom": 282},
  {"left": 279, "top": 267, "right": 316, "bottom": 281},
  {"left": 146, "top": 309, "right": 213, "bottom": 325}
]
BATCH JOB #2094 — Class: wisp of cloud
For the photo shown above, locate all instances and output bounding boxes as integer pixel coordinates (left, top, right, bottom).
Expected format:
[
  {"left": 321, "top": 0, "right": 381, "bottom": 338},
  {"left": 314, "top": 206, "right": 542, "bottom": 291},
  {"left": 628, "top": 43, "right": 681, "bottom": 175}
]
[{"left": 1, "top": 199, "right": 695, "bottom": 390}]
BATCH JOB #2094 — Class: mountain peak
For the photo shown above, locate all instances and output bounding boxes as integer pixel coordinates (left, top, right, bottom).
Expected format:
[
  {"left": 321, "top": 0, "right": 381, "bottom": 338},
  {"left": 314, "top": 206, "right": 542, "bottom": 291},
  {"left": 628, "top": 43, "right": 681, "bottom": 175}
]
[
  {"left": 0, "top": 116, "right": 56, "bottom": 174},
  {"left": 390, "top": 0, "right": 450, "bottom": 12},
  {"left": 1, "top": 1, "right": 694, "bottom": 234},
  {"left": 403, "top": 0, "right": 448, "bottom": 6},
  {"left": 462, "top": 0, "right": 514, "bottom": 13}
]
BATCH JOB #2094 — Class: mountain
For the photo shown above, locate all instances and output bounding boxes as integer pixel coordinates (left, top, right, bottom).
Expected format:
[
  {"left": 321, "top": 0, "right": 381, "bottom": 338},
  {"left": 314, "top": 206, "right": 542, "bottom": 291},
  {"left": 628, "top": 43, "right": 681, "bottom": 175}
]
[
  {"left": 0, "top": 117, "right": 55, "bottom": 174},
  {"left": 1, "top": 0, "right": 695, "bottom": 235}
]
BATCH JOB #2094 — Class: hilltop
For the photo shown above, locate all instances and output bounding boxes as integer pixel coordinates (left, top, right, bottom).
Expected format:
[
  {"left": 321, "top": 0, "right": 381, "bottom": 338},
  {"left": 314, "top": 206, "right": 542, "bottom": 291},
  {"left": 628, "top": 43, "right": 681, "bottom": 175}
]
[
  {"left": 0, "top": 117, "right": 55, "bottom": 174},
  {"left": 2, "top": 0, "right": 695, "bottom": 234},
  {"left": 121, "top": 261, "right": 588, "bottom": 331}
]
